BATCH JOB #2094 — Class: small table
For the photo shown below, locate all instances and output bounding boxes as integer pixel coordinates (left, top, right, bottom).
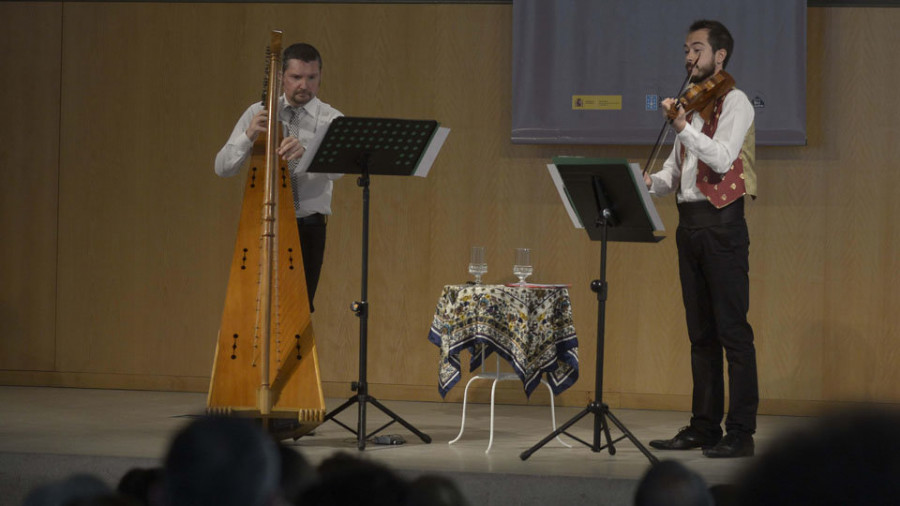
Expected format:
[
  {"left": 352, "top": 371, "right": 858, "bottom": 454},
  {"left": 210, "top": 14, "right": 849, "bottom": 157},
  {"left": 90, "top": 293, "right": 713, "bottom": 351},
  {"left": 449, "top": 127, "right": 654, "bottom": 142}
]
[{"left": 428, "top": 284, "right": 579, "bottom": 450}]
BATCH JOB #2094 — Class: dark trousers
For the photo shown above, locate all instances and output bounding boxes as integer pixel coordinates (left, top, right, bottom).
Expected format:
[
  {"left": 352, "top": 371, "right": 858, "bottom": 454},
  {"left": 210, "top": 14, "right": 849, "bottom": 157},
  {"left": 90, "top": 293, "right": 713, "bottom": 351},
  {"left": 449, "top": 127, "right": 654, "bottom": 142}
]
[
  {"left": 296, "top": 214, "right": 327, "bottom": 313},
  {"left": 675, "top": 198, "right": 758, "bottom": 436}
]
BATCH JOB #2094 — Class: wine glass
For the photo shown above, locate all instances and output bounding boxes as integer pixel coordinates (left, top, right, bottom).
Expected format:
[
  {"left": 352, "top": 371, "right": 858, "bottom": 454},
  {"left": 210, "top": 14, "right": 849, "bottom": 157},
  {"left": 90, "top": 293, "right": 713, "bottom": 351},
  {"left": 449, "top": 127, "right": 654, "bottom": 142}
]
[
  {"left": 468, "top": 246, "right": 487, "bottom": 284},
  {"left": 513, "top": 248, "right": 533, "bottom": 285}
]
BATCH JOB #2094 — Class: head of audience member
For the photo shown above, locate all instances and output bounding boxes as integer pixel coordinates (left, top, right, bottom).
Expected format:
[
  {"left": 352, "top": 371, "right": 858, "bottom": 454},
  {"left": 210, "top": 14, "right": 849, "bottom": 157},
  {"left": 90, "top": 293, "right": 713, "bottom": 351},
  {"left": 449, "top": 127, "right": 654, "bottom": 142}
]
[
  {"left": 708, "top": 483, "right": 740, "bottom": 506},
  {"left": 737, "top": 407, "right": 900, "bottom": 506},
  {"left": 405, "top": 474, "right": 469, "bottom": 506},
  {"left": 301, "top": 452, "right": 407, "bottom": 506},
  {"left": 68, "top": 495, "right": 140, "bottom": 506},
  {"left": 163, "top": 416, "right": 280, "bottom": 506},
  {"left": 633, "top": 459, "right": 713, "bottom": 506},
  {"left": 116, "top": 467, "right": 164, "bottom": 506},
  {"left": 277, "top": 443, "right": 317, "bottom": 505},
  {"left": 22, "top": 473, "right": 113, "bottom": 506}
]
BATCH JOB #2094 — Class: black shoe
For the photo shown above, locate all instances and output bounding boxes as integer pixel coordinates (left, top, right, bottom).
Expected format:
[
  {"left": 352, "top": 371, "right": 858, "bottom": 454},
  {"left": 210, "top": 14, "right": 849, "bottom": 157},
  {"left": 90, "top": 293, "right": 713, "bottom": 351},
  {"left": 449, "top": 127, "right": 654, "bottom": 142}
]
[
  {"left": 649, "top": 426, "right": 721, "bottom": 451},
  {"left": 703, "top": 432, "right": 754, "bottom": 458}
]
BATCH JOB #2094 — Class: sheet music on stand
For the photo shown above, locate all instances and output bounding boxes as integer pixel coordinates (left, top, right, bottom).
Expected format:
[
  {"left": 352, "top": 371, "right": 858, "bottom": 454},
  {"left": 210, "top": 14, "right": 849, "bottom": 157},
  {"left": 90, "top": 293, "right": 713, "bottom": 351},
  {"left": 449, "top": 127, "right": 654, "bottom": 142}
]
[
  {"left": 547, "top": 156, "right": 664, "bottom": 242},
  {"left": 298, "top": 117, "right": 450, "bottom": 177}
]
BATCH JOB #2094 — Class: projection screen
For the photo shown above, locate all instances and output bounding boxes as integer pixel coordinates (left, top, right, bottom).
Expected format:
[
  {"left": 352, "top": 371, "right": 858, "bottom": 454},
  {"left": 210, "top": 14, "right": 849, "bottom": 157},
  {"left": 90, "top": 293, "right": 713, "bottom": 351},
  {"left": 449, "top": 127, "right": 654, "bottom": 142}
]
[{"left": 511, "top": 0, "right": 807, "bottom": 146}]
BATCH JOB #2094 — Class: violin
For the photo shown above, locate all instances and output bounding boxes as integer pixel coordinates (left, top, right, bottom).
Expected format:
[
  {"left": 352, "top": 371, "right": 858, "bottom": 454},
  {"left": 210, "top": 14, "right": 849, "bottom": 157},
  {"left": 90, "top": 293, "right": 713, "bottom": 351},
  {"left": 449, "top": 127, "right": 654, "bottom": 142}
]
[
  {"left": 642, "top": 67, "right": 735, "bottom": 177},
  {"left": 666, "top": 70, "right": 735, "bottom": 122}
]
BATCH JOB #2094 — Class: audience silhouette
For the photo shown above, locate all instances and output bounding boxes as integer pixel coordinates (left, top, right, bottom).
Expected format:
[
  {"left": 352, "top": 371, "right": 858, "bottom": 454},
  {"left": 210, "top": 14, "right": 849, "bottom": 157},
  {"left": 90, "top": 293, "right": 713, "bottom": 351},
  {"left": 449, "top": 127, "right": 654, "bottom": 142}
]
[
  {"left": 162, "top": 417, "right": 280, "bottom": 506},
  {"left": 736, "top": 407, "right": 900, "bottom": 506},
  {"left": 633, "top": 459, "right": 713, "bottom": 506},
  {"left": 300, "top": 452, "right": 408, "bottom": 506}
]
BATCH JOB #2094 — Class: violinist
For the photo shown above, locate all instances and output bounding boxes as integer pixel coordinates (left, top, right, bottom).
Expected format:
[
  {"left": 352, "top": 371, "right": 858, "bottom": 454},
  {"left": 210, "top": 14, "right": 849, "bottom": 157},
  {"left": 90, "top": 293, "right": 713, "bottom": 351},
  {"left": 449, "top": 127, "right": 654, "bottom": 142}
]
[{"left": 644, "top": 20, "right": 758, "bottom": 459}]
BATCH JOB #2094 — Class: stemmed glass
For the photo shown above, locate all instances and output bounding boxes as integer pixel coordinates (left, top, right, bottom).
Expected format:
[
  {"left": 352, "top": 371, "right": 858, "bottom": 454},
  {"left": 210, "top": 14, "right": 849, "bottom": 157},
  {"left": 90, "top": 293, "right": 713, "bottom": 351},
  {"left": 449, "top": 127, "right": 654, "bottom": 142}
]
[
  {"left": 468, "top": 246, "right": 487, "bottom": 284},
  {"left": 513, "top": 248, "right": 533, "bottom": 285}
]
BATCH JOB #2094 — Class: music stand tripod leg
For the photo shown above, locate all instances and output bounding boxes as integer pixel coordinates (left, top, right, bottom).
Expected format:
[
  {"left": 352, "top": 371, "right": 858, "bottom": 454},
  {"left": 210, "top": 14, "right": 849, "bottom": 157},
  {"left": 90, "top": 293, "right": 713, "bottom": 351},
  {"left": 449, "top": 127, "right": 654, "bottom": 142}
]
[
  {"left": 520, "top": 215, "right": 658, "bottom": 465},
  {"left": 602, "top": 406, "right": 659, "bottom": 463},
  {"left": 520, "top": 404, "right": 593, "bottom": 460},
  {"left": 320, "top": 164, "right": 431, "bottom": 450}
]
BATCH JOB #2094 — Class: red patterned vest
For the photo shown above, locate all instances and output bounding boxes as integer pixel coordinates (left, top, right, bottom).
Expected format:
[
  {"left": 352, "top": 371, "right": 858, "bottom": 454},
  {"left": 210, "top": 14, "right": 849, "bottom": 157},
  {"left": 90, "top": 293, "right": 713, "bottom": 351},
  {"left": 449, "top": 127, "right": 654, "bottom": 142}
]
[{"left": 683, "top": 90, "right": 747, "bottom": 209}]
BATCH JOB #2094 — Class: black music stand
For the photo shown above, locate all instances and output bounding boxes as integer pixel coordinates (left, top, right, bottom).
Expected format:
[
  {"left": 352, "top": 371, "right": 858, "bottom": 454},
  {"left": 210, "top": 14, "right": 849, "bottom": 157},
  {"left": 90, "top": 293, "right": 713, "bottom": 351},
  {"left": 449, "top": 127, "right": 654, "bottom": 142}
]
[
  {"left": 520, "top": 157, "right": 662, "bottom": 464},
  {"left": 306, "top": 116, "right": 445, "bottom": 450}
]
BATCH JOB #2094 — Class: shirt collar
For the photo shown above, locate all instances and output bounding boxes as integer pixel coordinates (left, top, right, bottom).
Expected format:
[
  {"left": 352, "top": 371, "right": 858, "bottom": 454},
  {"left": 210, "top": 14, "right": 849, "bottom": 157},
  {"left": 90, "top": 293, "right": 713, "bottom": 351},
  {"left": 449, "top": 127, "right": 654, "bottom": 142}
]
[{"left": 279, "top": 94, "right": 320, "bottom": 120}]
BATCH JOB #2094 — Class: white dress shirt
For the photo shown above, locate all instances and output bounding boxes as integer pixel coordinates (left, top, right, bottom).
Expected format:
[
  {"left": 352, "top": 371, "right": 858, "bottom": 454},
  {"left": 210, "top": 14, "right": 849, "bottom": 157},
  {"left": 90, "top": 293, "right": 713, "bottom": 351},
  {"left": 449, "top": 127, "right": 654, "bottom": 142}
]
[
  {"left": 649, "top": 88, "right": 754, "bottom": 203},
  {"left": 214, "top": 95, "right": 343, "bottom": 217}
]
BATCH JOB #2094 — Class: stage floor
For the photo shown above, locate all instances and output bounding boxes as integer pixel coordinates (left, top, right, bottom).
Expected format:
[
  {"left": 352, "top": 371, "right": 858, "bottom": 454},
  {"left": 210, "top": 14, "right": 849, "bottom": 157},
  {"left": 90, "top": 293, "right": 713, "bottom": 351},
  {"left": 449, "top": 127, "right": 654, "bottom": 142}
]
[{"left": 0, "top": 386, "right": 810, "bottom": 505}]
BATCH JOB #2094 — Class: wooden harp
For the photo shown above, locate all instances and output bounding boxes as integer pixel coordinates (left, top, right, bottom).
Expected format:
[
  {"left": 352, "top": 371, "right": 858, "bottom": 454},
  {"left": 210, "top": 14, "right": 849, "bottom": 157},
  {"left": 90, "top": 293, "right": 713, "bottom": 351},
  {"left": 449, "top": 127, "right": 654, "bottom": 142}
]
[{"left": 207, "top": 30, "right": 325, "bottom": 437}]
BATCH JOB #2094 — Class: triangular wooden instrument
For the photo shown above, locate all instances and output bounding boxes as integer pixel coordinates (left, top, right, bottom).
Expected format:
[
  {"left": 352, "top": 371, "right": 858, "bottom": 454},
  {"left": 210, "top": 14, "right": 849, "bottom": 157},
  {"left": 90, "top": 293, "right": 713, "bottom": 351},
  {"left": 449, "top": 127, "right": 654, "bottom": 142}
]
[{"left": 207, "top": 30, "right": 325, "bottom": 437}]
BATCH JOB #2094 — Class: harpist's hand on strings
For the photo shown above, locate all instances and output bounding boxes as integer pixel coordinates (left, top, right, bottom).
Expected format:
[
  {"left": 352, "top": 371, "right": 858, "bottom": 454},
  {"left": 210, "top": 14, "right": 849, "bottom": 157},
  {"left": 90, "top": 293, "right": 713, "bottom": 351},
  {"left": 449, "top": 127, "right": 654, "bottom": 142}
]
[
  {"left": 278, "top": 136, "right": 305, "bottom": 161},
  {"left": 245, "top": 109, "right": 268, "bottom": 141},
  {"left": 243, "top": 110, "right": 305, "bottom": 161}
]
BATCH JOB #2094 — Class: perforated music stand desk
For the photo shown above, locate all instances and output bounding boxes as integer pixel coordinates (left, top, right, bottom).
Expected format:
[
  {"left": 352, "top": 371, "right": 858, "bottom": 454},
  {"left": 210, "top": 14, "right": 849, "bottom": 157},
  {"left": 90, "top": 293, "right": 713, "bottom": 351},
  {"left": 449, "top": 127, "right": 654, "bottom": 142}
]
[
  {"left": 521, "top": 157, "right": 662, "bottom": 463},
  {"left": 306, "top": 116, "right": 445, "bottom": 450}
]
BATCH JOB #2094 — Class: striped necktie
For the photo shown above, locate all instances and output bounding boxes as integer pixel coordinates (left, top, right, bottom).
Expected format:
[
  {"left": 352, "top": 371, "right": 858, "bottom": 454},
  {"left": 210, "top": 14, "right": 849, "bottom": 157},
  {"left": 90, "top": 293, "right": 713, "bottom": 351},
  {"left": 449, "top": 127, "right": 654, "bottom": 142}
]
[{"left": 288, "top": 107, "right": 304, "bottom": 211}]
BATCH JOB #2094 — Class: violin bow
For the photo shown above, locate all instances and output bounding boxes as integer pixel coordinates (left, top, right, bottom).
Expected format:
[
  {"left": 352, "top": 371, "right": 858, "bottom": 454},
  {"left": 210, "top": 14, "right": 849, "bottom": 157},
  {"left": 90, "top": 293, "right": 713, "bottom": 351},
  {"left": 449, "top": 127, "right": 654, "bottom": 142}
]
[{"left": 641, "top": 56, "right": 700, "bottom": 177}]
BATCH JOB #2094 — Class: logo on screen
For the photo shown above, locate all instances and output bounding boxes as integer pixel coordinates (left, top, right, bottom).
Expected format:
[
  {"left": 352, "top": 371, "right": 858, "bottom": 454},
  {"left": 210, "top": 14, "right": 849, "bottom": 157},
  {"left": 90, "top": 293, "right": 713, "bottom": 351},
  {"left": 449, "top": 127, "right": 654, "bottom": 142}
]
[{"left": 751, "top": 94, "right": 766, "bottom": 109}]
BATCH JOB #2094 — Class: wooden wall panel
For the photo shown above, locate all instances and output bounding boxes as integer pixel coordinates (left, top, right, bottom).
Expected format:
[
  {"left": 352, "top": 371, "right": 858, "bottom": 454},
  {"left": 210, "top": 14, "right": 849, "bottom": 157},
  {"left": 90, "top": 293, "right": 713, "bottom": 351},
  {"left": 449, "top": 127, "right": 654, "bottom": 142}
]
[
  {"left": 3, "top": 3, "right": 900, "bottom": 415},
  {"left": 0, "top": 3, "right": 61, "bottom": 372},
  {"left": 819, "top": 8, "right": 900, "bottom": 403},
  {"left": 54, "top": 4, "right": 243, "bottom": 381}
]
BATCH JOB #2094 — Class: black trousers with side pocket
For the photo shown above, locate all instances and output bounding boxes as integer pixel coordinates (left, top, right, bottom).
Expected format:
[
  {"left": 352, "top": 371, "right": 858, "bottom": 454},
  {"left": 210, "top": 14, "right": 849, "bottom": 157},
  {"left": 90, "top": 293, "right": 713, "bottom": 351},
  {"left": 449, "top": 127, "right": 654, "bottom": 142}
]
[{"left": 675, "top": 198, "right": 758, "bottom": 437}]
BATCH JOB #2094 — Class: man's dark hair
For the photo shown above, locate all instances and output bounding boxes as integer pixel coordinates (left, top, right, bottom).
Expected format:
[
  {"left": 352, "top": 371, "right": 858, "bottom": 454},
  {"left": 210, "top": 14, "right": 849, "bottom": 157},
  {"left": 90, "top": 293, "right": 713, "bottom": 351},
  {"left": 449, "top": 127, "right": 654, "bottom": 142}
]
[
  {"left": 301, "top": 452, "right": 407, "bottom": 506},
  {"left": 406, "top": 475, "right": 469, "bottom": 506},
  {"left": 277, "top": 443, "right": 316, "bottom": 504},
  {"left": 23, "top": 474, "right": 111, "bottom": 506},
  {"left": 634, "top": 460, "right": 713, "bottom": 506},
  {"left": 163, "top": 417, "right": 280, "bottom": 506},
  {"left": 736, "top": 408, "right": 900, "bottom": 506},
  {"left": 283, "top": 43, "right": 323, "bottom": 71},
  {"left": 117, "top": 467, "right": 164, "bottom": 506},
  {"left": 689, "top": 20, "right": 734, "bottom": 69}
]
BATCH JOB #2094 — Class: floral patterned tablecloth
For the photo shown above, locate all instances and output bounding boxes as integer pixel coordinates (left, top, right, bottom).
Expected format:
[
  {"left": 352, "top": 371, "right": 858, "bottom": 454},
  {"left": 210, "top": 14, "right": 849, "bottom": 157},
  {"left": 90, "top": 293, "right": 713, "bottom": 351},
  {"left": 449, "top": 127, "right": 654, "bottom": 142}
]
[{"left": 427, "top": 284, "right": 578, "bottom": 398}]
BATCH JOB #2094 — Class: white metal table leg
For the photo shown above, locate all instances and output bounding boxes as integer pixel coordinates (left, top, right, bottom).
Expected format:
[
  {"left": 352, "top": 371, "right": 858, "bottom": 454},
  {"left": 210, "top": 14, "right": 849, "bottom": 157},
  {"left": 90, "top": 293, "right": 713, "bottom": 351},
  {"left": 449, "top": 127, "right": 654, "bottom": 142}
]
[
  {"left": 486, "top": 375, "right": 502, "bottom": 453},
  {"left": 448, "top": 373, "right": 482, "bottom": 445},
  {"left": 450, "top": 353, "right": 570, "bottom": 452},
  {"left": 543, "top": 379, "right": 572, "bottom": 448}
]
